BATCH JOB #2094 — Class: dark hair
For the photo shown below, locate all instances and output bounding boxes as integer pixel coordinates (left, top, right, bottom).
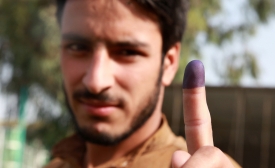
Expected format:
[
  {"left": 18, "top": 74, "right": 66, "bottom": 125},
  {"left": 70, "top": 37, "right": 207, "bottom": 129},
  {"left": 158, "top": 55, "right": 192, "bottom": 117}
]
[{"left": 56, "top": 0, "right": 189, "bottom": 55}]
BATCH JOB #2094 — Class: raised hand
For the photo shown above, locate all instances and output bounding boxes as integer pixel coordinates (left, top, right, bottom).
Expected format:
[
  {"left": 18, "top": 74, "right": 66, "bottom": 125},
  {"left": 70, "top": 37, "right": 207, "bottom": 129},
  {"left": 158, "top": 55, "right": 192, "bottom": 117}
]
[{"left": 171, "top": 60, "right": 236, "bottom": 168}]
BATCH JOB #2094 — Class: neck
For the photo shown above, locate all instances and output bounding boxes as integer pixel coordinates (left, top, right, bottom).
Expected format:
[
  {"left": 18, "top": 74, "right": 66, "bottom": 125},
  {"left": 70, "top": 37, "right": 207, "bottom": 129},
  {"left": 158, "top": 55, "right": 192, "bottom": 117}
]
[{"left": 85, "top": 87, "right": 165, "bottom": 167}]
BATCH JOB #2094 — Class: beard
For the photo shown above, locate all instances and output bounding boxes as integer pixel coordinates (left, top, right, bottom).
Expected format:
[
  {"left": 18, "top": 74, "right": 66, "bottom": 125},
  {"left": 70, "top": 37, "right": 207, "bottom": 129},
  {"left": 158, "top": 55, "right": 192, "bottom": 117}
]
[{"left": 64, "top": 69, "right": 163, "bottom": 146}]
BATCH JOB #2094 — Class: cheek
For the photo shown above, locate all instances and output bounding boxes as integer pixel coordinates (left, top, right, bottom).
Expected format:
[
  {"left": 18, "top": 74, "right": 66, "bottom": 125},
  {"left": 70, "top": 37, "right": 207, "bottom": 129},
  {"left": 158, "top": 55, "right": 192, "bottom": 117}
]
[
  {"left": 61, "top": 55, "right": 85, "bottom": 92},
  {"left": 114, "top": 60, "right": 161, "bottom": 106}
]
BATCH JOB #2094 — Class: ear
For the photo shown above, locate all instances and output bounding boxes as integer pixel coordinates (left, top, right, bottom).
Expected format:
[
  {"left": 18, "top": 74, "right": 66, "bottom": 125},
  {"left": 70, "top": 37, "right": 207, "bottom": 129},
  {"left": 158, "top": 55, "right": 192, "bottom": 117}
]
[{"left": 162, "top": 42, "right": 181, "bottom": 86}]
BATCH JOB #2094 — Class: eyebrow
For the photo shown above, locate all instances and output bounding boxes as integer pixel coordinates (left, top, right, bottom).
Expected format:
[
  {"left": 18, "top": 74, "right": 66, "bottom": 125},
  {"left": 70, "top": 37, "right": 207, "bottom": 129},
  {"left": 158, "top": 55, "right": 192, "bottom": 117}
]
[
  {"left": 62, "top": 33, "right": 149, "bottom": 49},
  {"left": 109, "top": 40, "right": 149, "bottom": 49},
  {"left": 62, "top": 33, "right": 92, "bottom": 44}
]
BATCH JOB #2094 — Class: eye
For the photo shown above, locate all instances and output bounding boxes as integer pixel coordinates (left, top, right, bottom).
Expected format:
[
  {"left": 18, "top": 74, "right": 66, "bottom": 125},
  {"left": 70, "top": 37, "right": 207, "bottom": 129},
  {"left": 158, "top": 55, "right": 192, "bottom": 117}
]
[
  {"left": 62, "top": 43, "right": 90, "bottom": 57},
  {"left": 110, "top": 48, "right": 147, "bottom": 63},
  {"left": 66, "top": 43, "right": 89, "bottom": 51},
  {"left": 120, "top": 49, "right": 139, "bottom": 56},
  {"left": 114, "top": 49, "right": 145, "bottom": 57}
]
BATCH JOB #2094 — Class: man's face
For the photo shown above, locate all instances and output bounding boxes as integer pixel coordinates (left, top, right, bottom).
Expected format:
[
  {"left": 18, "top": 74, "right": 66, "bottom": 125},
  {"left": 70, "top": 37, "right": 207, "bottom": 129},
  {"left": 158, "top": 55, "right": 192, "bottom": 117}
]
[{"left": 61, "top": 0, "right": 163, "bottom": 145}]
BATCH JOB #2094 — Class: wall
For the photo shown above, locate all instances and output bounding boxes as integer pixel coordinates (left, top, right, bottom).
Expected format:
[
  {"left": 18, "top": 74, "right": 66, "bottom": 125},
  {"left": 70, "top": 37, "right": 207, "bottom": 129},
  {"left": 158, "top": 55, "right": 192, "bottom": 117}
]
[{"left": 162, "top": 85, "right": 275, "bottom": 168}]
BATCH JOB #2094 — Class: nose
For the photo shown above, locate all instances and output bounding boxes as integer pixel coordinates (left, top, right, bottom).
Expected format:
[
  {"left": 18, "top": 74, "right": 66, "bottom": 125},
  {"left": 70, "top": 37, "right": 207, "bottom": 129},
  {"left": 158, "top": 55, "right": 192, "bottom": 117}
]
[{"left": 82, "top": 47, "right": 114, "bottom": 94}]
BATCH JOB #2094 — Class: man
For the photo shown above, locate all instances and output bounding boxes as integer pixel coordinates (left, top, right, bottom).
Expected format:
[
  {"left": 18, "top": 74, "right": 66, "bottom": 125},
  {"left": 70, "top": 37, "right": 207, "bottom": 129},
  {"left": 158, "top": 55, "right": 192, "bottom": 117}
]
[{"left": 45, "top": 0, "right": 240, "bottom": 167}]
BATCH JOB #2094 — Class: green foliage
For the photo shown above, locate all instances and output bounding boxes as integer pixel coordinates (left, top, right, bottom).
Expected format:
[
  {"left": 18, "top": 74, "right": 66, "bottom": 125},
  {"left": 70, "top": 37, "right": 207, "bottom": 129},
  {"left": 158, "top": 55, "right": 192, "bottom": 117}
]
[
  {"left": 0, "top": 0, "right": 61, "bottom": 97},
  {"left": 0, "top": 1, "right": 66, "bottom": 150},
  {"left": 174, "top": 0, "right": 221, "bottom": 82},
  {"left": 27, "top": 113, "right": 73, "bottom": 150},
  {"left": 250, "top": 0, "right": 275, "bottom": 22},
  {"left": 214, "top": 52, "right": 259, "bottom": 85}
]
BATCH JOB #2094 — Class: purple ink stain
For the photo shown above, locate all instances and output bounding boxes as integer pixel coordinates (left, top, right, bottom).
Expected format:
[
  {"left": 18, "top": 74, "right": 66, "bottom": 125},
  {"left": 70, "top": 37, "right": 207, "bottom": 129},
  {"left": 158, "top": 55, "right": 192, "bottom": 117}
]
[{"left": 182, "top": 60, "right": 205, "bottom": 89}]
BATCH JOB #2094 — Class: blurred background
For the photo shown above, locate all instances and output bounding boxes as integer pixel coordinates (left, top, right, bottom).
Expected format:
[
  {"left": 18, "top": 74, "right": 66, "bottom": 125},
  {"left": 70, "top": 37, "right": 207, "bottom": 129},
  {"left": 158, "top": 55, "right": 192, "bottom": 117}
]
[{"left": 0, "top": 0, "right": 274, "bottom": 167}]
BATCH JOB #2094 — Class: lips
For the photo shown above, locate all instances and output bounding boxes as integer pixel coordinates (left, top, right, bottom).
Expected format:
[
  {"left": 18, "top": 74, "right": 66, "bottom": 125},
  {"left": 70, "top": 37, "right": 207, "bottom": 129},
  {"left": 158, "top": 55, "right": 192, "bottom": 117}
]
[{"left": 77, "top": 98, "right": 118, "bottom": 117}]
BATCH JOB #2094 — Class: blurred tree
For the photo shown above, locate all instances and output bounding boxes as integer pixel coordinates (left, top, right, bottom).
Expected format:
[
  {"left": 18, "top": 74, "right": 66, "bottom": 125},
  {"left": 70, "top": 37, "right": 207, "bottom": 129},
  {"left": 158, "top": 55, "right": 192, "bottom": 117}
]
[
  {"left": 0, "top": 0, "right": 72, "bottom": 150},
  {"left": 174, "top": 0, "right": 275, "bottom": 85},
  {"left": 0, "top": 0, "right": 61, "bottom": 97}
]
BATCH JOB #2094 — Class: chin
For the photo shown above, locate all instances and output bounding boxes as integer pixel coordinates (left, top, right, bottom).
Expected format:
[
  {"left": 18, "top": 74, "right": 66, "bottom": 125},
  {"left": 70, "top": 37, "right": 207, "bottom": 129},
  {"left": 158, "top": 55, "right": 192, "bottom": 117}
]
[{"left": 76, "top": 124, "right": 132, "bottom": 146}]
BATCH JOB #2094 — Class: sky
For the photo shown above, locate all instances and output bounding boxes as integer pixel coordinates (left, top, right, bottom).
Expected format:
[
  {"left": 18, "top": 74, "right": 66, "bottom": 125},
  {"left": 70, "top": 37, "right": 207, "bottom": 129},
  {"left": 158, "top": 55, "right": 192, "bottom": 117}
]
[{"left": 247, "top": 18, "right": 275, "bottom": 87}]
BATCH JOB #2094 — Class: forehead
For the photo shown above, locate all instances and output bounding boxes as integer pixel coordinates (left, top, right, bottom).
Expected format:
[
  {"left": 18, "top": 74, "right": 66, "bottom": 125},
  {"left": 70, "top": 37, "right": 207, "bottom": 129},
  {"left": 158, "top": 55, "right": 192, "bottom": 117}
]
[
  {"left": 63, "top": 0, "right": 157, "bottom": 20},
  {"left": 61, "top": 0, "right": 161, "bottom": 42}
]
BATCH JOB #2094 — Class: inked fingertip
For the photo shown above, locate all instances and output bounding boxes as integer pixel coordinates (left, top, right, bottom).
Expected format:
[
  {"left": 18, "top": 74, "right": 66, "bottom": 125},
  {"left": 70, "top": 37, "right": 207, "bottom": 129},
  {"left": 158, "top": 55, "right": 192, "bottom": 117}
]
[{"left": 182, "top": 60, "right": 205, "bottom": 89}]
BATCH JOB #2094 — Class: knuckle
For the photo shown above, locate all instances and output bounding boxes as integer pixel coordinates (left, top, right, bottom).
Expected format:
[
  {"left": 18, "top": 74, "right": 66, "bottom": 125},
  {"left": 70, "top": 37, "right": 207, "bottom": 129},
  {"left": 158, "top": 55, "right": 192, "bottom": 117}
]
[
  {"left": 194, "top": 147, "right": 234, "bottom": 167},
  {"left": 184, "top": 118, "right": 210, "bottom": 127},
  {"left": 198, "top": 146, "right": 223, "bottom": 157}
]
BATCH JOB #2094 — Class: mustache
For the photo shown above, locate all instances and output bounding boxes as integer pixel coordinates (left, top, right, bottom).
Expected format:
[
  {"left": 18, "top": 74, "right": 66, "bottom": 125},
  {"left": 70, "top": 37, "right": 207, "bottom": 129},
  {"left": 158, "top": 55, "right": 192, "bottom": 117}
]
[{"left": 73, "top": 88, "right": 123, "bottom": 105}]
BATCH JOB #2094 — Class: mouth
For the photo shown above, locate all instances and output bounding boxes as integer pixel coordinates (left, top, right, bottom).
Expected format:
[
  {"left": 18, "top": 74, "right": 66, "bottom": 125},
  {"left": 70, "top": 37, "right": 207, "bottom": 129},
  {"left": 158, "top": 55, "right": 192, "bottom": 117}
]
[{"left": 77, "top": 98, "right": 119, "bottom": 117}]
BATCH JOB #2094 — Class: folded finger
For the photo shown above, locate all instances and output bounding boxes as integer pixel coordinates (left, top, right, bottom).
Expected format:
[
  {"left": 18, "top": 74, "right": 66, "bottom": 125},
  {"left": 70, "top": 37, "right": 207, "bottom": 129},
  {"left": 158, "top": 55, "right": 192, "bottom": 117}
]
[
  {"left": 171, "top": 150, "right": 191, "bottom": 168},
  {"left": 182, "top": 146, "right": 234, "bottom": 168}
]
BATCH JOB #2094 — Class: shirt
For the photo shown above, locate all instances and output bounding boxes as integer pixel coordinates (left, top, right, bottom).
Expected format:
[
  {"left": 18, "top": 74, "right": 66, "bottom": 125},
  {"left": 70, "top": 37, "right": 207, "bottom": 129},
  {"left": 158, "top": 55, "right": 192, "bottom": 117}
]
[{"left": 44, "top": 115, "right": 240, "bottom": 168}]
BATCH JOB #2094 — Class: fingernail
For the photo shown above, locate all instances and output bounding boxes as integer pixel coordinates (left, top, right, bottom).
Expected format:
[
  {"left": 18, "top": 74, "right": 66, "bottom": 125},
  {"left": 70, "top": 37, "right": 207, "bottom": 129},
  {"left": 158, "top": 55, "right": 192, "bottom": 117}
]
[{"left": 182, "top": 60, "right": 205, "bottom": 89}]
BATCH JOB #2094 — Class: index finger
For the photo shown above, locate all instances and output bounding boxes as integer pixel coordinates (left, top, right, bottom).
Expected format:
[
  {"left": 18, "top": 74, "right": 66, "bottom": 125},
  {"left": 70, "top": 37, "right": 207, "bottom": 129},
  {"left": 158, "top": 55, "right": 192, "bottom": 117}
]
[{"left": 182, "top": 60, "right": 213, "bottom": 154}]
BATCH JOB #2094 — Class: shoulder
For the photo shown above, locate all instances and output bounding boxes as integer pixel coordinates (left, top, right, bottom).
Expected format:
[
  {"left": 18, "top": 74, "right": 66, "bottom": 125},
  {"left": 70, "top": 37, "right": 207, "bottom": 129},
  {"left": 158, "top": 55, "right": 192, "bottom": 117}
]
[
  {"left": 130, "top": 115, "right": 188, "bottom": 168},
  {"left": 131, "top": 135, "right": 187, "bottom": 168},
  {"left": 45, "top": 134, "right": 86, "bottom": 168}
]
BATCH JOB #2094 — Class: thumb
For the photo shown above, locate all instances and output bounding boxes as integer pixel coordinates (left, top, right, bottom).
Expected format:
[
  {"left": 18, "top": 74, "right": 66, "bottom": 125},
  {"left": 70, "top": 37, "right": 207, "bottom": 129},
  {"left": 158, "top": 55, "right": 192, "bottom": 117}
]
[{"left": 171, "top": 151, "right": 191, "bottom": 168}]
